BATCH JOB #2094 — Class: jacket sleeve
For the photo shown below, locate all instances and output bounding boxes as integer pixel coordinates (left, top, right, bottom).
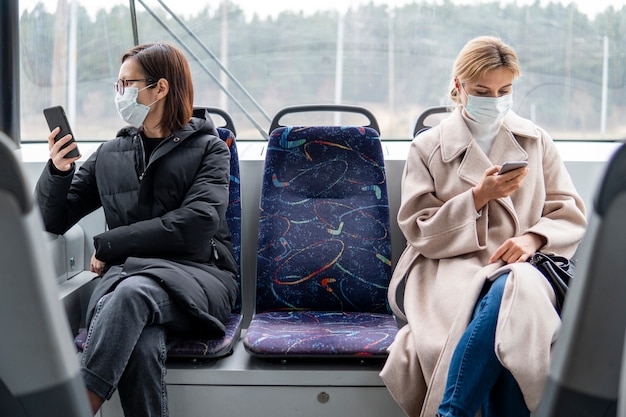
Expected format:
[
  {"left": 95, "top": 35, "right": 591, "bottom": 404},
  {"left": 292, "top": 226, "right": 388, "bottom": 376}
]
[
  {"left": 35, "top": 152, "right": 103, "bottom": 235},
  {"left": 93, "top": 137, "right": 230, "bottom": 263},
  {"left": 397, "top": 138, "right": 488, "bottom": 259}
]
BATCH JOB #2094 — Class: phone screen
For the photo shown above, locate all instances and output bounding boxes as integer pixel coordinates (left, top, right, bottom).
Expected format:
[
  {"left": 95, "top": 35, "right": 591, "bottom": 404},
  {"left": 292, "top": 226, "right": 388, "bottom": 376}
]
[
  {"left": 43, "top": 106, "right": 80, "bottom": 158},
  {"left": 498, "top": 161, "right": 527, "bottom": 175}
]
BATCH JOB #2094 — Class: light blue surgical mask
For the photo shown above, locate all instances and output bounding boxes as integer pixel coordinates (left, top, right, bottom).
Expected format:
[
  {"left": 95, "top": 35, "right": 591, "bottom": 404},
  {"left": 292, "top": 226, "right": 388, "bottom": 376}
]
[
  {"left": 464, "top": 89, "right": 513, "bottom": 126},
  {"left": 114, "top": 84, "right": 157, "bottom": 127}
]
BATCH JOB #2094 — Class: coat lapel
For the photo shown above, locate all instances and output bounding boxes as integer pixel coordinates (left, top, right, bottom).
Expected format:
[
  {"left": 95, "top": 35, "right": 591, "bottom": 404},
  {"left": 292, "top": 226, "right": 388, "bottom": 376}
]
[
  {"left": 487, "top": 129, "right": 526, "bottom": 215},
  {"left": 439, "top": 109, "right": 492, "bottom": 187},
  {"left": 488, "top": 112, "right": 539, "bottom": 215},
  {"left": 487, "top": 123, "right": 529, "bottom": 165}
]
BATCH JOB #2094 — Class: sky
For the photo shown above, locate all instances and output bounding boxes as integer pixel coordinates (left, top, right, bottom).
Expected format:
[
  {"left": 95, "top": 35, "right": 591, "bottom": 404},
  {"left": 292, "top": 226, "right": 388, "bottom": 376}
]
[{"left": 19, "top": 0, "right": 626, "bottom": 20}]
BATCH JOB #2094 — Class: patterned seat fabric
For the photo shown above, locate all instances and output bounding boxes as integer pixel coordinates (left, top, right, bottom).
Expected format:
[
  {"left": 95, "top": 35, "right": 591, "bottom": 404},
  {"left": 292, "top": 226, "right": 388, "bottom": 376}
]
[
  {"left": 244, "top": 311, "right": 398, "bottom": 358},
  {"left": 75, "top": 127, "right": 242, "bottom": 360},
  {"left": 167, "top": 127, "right": 242, "bottom": 359},
  {"left": 74, "top": 314, "right": 244, "bottom": 359},
  {"left": 243, "top": 125, "right": 397, "bottom": 358}
]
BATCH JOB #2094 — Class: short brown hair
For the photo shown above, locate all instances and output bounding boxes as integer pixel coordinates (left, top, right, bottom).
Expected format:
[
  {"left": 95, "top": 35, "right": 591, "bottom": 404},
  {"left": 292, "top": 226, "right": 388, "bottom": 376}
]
[
  {"left": 449, "top": 36, "right": 521, "bottom": 104},
  {"left": 122, "top": 42, "right": 194, "bottom": 133}
]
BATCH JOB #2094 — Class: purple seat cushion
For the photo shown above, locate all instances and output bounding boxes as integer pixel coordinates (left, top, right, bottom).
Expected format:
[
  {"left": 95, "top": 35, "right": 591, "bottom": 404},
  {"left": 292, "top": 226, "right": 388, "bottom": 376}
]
[
  {"left": 75, "top": 313, "right": 243, "bottom": 359},
  {"left": 243, "top": 311, "right": 398, "bottom": 358},
  {"left": 168, "top": 314, "right": 243, "bottom": 359}
]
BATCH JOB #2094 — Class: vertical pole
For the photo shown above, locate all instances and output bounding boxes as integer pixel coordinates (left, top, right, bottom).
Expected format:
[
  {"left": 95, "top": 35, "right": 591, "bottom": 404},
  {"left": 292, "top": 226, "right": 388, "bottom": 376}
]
[
  {"left": 51, "top": 0, "right": 68, "bottom": 108},
  {"left": 388, "top": 9, "right": 395, "bottom": 126},
  {"left": 0, "top": 0, "right": 21, "bottom": 145},
  {"left": 68, "top": 0, "right": 78, "bottom": 126},
  {"left": 220, "top": 1, "right": 229, "bottom": 110},
  {"left": 334, "top": 11, "right": 345, "bottom": 125},
  {"left": 129, "top": 0, "right": 139, "bottom": 46},
  {"left": 600, "top": 35, "right": 609, "bottom": 136}
]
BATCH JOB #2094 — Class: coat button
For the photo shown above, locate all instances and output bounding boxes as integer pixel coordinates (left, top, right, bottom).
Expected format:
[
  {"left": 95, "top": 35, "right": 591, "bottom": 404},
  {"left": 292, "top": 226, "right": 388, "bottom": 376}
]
[{"left": 173, "top": 137, "right": 180, "bottom": 142}]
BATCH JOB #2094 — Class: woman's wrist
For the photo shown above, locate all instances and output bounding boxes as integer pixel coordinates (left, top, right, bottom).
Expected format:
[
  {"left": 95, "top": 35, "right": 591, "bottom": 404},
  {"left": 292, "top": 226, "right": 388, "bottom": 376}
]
[
  {"left": 472, "top": 186, "right": 488, "bottom": 212},
  {"left": 526, "top": 232, "right": 547, "bottom": 251}
]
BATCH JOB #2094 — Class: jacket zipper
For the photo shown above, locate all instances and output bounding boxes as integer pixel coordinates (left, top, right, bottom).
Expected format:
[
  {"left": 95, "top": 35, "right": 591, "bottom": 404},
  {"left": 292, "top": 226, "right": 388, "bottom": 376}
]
[
  {"left": 138, "top": 134, "right": 176, "bottom": 182},
  {"left": 210, "top": 238, "right": 219, "bottom": 261},
  {"left": 138, "top": 133, "right": 147, "bottom": 182}
]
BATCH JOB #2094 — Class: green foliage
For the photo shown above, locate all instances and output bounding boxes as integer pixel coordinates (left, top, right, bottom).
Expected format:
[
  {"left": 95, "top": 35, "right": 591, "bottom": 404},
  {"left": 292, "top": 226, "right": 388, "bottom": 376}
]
[{"left": 19, "top": 0, "right": 626, "bottom": 139}]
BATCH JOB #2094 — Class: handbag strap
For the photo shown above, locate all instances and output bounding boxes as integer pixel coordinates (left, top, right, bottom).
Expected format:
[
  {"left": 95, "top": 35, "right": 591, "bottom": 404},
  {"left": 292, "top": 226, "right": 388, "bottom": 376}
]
[{"left": 530, "top": 252, "right": 571, "bottom": 270}]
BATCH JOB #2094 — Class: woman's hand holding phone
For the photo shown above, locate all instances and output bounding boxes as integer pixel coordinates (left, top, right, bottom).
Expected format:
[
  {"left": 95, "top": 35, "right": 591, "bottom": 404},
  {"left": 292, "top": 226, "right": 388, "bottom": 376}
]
[
  {"left": 47, "top": 127, "right": 80, "bottom": 172},
  {"left": 472, "top": 161, "right": 529, "bottom": 210},
  {"left": 43, "top": 105, "right": 81, "bottom": 171}
]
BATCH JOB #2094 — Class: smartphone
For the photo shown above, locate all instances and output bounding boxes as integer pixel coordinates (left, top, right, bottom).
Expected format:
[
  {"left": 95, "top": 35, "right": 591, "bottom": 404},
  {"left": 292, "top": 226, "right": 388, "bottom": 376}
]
[
  {"left": 498, "top": 160, "right": 527, "bottom": 175},
  {"left": 43, "top": 106, "right": 80, "bottom": 158}
]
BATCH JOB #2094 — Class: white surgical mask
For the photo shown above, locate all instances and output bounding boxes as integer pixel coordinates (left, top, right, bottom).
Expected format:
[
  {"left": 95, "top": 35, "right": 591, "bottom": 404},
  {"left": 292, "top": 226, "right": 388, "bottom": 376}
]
[
  {"left": 464, "top": 91, "right": 513, "bottom": 126},
  {"left": 115, "top": 85, "right": 157, "bottom": 127}
]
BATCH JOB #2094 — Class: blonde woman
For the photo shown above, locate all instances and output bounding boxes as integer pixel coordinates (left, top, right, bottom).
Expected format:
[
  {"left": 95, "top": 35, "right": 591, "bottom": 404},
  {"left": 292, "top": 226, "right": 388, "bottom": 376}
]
[{"left": 381, "top": 36, "right": 587, "bottom": 417}]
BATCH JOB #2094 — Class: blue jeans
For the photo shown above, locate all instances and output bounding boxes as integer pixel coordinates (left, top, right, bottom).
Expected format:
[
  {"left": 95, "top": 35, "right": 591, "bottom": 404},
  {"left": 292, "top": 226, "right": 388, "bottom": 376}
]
[
  {"left": 81, "top": 275, "right": 198, "bottom": 417},
  {"left": 437, "top": 274, "right": 530, "bottom": 417}
]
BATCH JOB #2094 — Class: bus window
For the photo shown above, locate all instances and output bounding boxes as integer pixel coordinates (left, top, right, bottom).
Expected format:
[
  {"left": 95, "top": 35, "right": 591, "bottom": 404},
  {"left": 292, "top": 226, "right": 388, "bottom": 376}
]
[{"left": 18, "top": 0, "right": 626, "bottom": 141}]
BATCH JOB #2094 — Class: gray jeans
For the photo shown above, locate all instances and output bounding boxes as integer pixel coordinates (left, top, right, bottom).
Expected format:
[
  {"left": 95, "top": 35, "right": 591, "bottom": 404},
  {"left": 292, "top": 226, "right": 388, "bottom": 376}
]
[{"left": 81, "top": 275, "right": 196, "bottom": 417}]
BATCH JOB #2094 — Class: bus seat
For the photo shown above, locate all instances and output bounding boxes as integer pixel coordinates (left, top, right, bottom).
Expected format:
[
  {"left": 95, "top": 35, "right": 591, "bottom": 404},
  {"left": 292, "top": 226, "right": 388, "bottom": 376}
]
[
  {"left": 167, "top": 124, "right": 243, "bottom": 359},
  {"left": 195, "top": 105, "right": 237, "bottom": 137},
  {"left": 534, "top": 143, "right": 626, "bottom": 417},
  {"left": 0, "top": 132, "right": 92, "bottom": 417},
  {"left": 267, "top": 103, "right": 381, "bottom": 135},
  {"left": 75, "top": 113, "right": 243, "bottom": 360},
  {"left": 412, "top": 105, "right": 452, "bottom": 137},
  {"left": 389, "top": 105, "right": 455, "bottom": 327},
  {"left": 243, "top": 105, "right": 397, "bottom": 359}
]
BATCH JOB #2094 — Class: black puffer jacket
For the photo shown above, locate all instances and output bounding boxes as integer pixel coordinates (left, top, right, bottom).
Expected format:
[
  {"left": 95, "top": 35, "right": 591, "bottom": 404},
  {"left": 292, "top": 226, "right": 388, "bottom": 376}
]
[{"left": 36, "top": 108, "right": 238, "bottom": 336}]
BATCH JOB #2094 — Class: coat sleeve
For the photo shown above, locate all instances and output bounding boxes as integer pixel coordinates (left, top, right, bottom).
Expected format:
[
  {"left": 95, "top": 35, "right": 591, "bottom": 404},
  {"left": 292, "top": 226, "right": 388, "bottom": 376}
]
[
  {"left": 397, "top": 138, "right": 488, "bottom": 259},
  {"left": 35, "top": 152, "right": 103, "bottom": 235},
  {"left": 525, "top": 130, "right": 587, "bottom": 257},
  {"left": 93, "top": 138, "right": 230, "bottom": 263}
]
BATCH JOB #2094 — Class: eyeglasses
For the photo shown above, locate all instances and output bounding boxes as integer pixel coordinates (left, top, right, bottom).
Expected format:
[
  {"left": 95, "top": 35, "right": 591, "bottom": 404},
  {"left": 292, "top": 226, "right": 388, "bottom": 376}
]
[{"left": 115, "top": 78, "right": 155, "bottom": 96}]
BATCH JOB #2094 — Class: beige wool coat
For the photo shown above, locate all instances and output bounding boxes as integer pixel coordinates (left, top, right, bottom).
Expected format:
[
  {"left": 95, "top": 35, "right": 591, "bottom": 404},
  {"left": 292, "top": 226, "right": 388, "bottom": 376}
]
[{"left": 380, "top": 108, "right": 587, "bottom": 417}]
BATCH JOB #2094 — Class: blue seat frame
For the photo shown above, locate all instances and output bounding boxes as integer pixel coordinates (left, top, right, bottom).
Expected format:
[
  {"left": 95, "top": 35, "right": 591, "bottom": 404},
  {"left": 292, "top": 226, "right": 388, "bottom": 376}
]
[
  {"left": 167, "top": 126, "right": 242, "bottom": 359},
  {"left": 243, "top": 111, "right": 397, "bottom": 359}
]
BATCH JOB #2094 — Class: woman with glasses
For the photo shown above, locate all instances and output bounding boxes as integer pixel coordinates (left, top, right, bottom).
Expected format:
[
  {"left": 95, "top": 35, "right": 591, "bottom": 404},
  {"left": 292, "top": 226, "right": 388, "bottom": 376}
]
[
  {"left": 380, "top": 36, "right": 587, "bottom": 417},
  {"left": 35, "top": 42, "right": 238, "bottom": 417}
]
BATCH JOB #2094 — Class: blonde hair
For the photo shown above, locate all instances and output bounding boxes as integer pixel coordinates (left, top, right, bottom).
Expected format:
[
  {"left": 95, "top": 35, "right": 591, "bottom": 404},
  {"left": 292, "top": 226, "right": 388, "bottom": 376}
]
[{"left": 449, "top": 36, "right": 521, "bottom": 104}]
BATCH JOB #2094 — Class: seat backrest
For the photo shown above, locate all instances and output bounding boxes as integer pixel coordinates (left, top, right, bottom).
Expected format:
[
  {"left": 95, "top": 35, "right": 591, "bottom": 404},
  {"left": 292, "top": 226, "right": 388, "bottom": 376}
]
[
  {"left": 196, "top": 105, "right": 237, "bottom": 137},
  {"left": 77, "top": 124, "right": 244, "bottom": 360},
  {"left": 535, "top": 143, "right": 626, "bottom": 417},
  {"left": 216, "top": 126, "right": 242, "bottom": 313},
  {"left": 268, "top": 104, "right": 380, "bottom": 135},
  {"left": 255, "top": 125, "right": 392, "bottom": 314},
  {"left": 194, "top": 106, "right": 241, "bottom": 310},
  {"left": 413, "top": 105, "right": 453, "bottom": 137},
  {"left": 0, "top": 133, "right": 91, "bottom": 417}
]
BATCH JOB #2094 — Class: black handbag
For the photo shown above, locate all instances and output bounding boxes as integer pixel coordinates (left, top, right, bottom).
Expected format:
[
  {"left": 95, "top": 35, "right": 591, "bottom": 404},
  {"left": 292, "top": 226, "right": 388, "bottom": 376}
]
[{"left": 527, "top": 252, "right": 574, "bottom": 315}]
